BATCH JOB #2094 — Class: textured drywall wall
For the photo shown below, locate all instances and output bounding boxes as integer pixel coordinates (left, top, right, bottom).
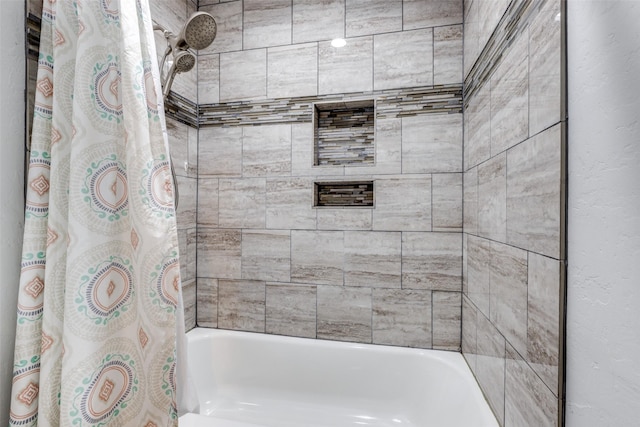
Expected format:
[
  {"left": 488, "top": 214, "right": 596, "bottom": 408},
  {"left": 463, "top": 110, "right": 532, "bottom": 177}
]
[
  {"left": 0, "top": 0, "right": 26, "bottom": 424},
  {"left": 566, "top": 1, "right": 640, "bottom": 425}
]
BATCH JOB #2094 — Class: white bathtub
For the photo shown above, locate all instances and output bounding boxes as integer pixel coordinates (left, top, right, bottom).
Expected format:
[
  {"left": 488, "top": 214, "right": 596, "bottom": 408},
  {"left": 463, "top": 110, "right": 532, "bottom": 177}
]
[{"left": 179, "top": 328, "right": 498, "bottom": 427}]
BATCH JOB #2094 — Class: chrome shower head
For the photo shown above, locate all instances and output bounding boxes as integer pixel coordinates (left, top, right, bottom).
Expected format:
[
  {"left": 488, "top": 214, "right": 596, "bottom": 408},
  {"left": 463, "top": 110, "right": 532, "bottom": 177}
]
[{"left": 179, "top": 12, "right": 217, "bottom": 51}]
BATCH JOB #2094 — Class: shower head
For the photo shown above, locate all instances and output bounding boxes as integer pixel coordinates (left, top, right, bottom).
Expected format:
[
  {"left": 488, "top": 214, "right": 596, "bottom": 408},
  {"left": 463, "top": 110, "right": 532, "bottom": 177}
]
[
  {"left": 162, "top": 51, "right": 196, "bottom": 100},
  {"left": 178, "top": 12, "right": 217, "bottom": 51},
  {"left": 153, "top": 12, "right": 216, "bottom": 98},
  {"left": 172, "top": 50, "right": 196, "bottom": 73}
]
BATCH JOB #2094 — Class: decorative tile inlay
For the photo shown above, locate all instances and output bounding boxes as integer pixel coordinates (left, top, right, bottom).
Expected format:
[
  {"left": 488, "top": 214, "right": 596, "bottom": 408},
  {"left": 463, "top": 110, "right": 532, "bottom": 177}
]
[
  {"left": 315, "top": 100, "right": 375, "bottom": 166},
  {"left": 314, "top": 181, "right": 374, "bottom": 207},
  {"left": 199, "top": 85, "right": 462, "bottom": 128}
]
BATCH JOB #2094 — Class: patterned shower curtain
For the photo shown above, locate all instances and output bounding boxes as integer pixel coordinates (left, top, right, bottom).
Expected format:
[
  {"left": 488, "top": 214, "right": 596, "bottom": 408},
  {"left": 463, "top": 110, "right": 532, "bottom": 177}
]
[{"left": 10, "top": 1, "right": 181, "bottom": 426}]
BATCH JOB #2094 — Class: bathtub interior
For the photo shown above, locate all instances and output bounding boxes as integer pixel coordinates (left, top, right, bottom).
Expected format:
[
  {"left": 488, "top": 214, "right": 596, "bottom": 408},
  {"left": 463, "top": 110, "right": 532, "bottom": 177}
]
[{"left": 179, "top": 328, "right": 499, "bottom": 427}]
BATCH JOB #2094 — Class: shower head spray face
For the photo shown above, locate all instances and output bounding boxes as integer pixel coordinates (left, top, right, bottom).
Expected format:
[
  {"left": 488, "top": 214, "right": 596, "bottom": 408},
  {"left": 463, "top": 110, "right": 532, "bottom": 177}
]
[
  {"left": 181, "top": 12, "right": 217, "bottom": 50},
  {"left": 173, "top": 50, "right": 196, "bottom": 73}
]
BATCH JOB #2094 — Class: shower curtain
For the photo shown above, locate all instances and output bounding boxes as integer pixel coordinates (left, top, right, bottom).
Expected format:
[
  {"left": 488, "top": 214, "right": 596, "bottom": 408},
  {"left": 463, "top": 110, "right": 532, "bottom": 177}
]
[{"left": 10, "top": 1, "right": 181, "bottom": 426}]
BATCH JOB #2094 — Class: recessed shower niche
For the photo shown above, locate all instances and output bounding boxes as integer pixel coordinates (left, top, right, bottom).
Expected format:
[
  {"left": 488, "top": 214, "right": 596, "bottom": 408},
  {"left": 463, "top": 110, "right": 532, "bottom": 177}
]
[
  {"left": 314, "top": 181, "right": 374, "bottom": 207},
  {"left": 313, "top": 99, "right": 375, "bottom": 166}
]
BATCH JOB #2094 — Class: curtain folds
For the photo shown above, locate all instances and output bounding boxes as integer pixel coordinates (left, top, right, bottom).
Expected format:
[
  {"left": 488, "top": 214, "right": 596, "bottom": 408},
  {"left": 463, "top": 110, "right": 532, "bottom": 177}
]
[{"left": 10, "top": 1, "right": 181, "bottom": 425}]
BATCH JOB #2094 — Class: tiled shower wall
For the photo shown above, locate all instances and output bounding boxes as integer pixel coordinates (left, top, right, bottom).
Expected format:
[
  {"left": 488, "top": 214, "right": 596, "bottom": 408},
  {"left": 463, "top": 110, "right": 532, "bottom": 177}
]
[
  {"left": 25, "top": 0, "right": 200, "bottom": 329},
  {"left": 462, "top": 0, "right": 565, "bottom": 425},
  {"left": 195, "top": 0, "right": 465, "bottom": 349}
]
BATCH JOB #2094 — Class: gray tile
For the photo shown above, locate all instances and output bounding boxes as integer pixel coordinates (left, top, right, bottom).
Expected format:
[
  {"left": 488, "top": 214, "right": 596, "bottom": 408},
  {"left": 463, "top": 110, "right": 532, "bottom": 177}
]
[
  {"left": 506, "top": 124, "right": 562, "bottom": 258},
  {"left": 241, "top": 230, "right": 291, "bottom": 282},
  {"left": 490, "top": 241, "right": 528, "bottom": 356},
  {"left": 200, "top": 2, "right": 243, "bottom": 54},
  {"left": 528, "top": 252, "right": 561, "bottom": 396},
  {"left": 218, "top": 178, "right": 266, "bottom": 229},
  {"left": 197, "top": 228, "right": 242, "bottom": 279},
  {"left": 292, "top": 0, "right": 345, "bottom": 43},
  {"left": 266, "top": 284, "right": 317, "bottom": 338},
  {"left": 402, "top": 114, "right": 463, "bottom": 174},
  {"left": 462, "top": 233, "right": 468, "bottom": 294},
  {"left": 529, "top": 0, "right": 562, "bottom": 136},
  {"left": 242, "top": 124, "right": 292, "bottom": 177},
  {"left": 433, "top": 291, "right": 461, "bottom": 350},
  {"left": 243, "top": 0, "right": 292, "bottom": 49},
  {"left": 175, "top": 175, "right": 197, "bottom": 230},
  {"left": 373, "top": 176, "right": 432, "bottom": 231},
  {"left": 434, "top": 25, "right": 463, "bottom": 85},
  {"left": 266, "top": 178, "right": 316, "bottom": 229},
  {"left": 198, "top": 126, "right": 242, "bottom": 177},
  {"left": 317, "top": 286, "right": 372, "bottom": 343},
  {"left": 346, "top": 0, "right": 402, "bottom": 37},
  {"left": 291, "top": 230, "right": 344, "bottom": 286},
  {"left": 463, "top": 0, "right": 480, "bottom": 79},
  {"left": 218, "top": 280, "right": 266, "bottom": 332},
  {"left": 463, "top": 167, "right": 478, "bottom": 235},
  {"left": 317, "top": 208, "right": 372, "bottom": 231},
  {"left": 466, "top": 234, "right": 491, "bottom": 317},
  {"left": 505, "top": 343, "right": 559, "bottom": 427},
  {"left": 403, "top": 0, "right": 463, "bottom": 29},
  {"left": 374, "top": 29, "right": 433, "bottom": 90},
  {"left": 318, "top": 36, "right": 373, "bottom": 95},
  {"left": 344, "top": 231, "right": 402, "bottom": 288},
  {"left": 220, "top": 49, "right": 267, "bottom": 102},
  {"left": 372, "top": 289, "right": 431, "bottom": 348},
  {"left": 478, "top": 0, "right": 510, "bottom": 50},
  {"left": 197, "top": 278, "right": 218, "bottom": 328},
  {"left": 267, "top": 43, "right": 318, "bottom": 99},
  {"left": 462, "top": 295, "right": 478, "bottom": 374},
  {"left": 490, "top": 34, "right": 529, "bottom": 155},
  {"left": 402, "top": 232, "right": 462, "bottom": 291},
  {"left": 464, "top": 81, "right": 491, "bottom": 169},
  {"left": 432, "top": 173, "right": 463, "bottom": 232},
  {"left": 198, "top": 54, "right": 220, "bottom": 105},
  {"left": 197, "top": 178, "right": 219, "bottom": 227},
  {"left": 182, "top": 279, "right": 197, "bottom": 331},
  {"left": 185, "top": 228, "right": 197, "bottom": 282},
  {"left": 188, "top": 125, "right": 198, "bottom": 176},
  {"left": 478, "top": 152, "right": 507, "bottom": 242},
  {"left": 476, "top": 312, "right": 506, "bottom": 426},
  {"left": 167, "top": 119, "right": 190, "bottom": 178}
]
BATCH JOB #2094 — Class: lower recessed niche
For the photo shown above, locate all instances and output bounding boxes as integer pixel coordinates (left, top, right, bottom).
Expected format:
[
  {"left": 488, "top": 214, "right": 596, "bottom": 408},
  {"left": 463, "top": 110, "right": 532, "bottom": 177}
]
[
  {"left": 314, "top": 181, "right": 374, "bottom": 207},
  {"left": 314, "top": 100, "right": 375, "bottom": 166}
]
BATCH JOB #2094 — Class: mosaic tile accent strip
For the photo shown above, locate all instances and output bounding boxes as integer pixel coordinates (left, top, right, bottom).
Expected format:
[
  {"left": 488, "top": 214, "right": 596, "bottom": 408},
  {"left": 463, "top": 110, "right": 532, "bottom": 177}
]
[
  {"left": 315, "top": 181, "right": 374, "bottom": 207},
  {"left": 315, "top": 100, "right": 375, "bottom": 166},
  {"left": 464, "top": 0, "right": 538, "bottom": 106},
  {"left": 199, "top": 85, "right": 463, "bottom": 127},
  {"left": 164, "top": 91, "right": 198, "bottom": 127}
]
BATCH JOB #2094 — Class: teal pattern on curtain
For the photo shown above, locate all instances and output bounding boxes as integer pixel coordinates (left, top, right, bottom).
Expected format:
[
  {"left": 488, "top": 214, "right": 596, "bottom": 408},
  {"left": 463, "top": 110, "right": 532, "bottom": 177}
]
[{"left": 10, "top": 1, "right": 181, "bottom": 425}]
